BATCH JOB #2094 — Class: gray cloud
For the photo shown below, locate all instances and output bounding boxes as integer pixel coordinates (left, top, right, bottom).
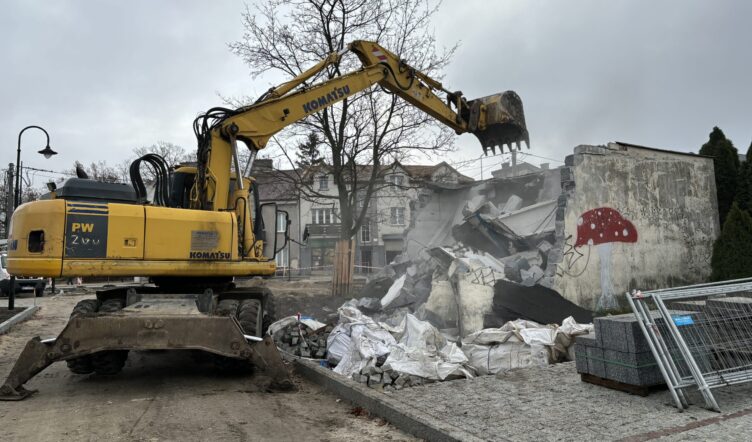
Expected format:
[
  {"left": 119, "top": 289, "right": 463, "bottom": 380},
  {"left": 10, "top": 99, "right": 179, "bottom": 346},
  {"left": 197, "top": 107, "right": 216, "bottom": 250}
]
[{"left": 1, "top": 0, "right": 750, "bottom": 185}]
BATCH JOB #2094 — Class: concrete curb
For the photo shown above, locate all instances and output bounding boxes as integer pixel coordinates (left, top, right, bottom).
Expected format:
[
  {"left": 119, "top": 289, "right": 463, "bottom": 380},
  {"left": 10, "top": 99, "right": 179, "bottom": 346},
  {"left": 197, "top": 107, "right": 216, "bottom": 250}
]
[
  {"left": 0, "top": 305, "right": 39, "bottom": 335},
  {"left": 294, "top": 358, "right": 483, "bottom": 442}
]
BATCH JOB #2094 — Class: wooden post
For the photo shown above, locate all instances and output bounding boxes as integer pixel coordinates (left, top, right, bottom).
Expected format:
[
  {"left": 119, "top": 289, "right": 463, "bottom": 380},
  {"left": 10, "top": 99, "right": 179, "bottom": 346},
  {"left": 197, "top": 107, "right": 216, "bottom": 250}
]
[{"left": 332, "top": 238, "right": 355, "bottom": 297}]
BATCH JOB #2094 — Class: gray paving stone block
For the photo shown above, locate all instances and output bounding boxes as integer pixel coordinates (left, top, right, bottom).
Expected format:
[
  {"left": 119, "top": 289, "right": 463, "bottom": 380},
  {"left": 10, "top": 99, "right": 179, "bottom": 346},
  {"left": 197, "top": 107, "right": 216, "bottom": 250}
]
[
  {"left": 602, "top": 348, "right": 664, "bottom": 386},
  {"left": 596, "top": 310, "right": 702, "bottom": 354},
  {"left": 574, "top": 333, "right": 598, "bottom": 348},
  {"left": 603, "top": 349, "right": 657, "bottom": 367},
  {"left": 574, "top": 343, "right": 588, "bottom": 374},
  {"left": 585, "top": 346, "right": 605, "bottom": 378},
  {"left": 605, "top": 363, "right": 665, "bottom": 386},
  {"left": 595, "top": 314, "right": 634, "bottom": 352}
]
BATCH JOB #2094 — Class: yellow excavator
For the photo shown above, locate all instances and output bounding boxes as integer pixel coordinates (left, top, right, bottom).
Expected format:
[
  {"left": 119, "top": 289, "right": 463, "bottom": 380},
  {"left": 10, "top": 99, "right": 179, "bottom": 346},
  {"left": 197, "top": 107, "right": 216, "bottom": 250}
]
[{"left": 0, "top": 40, "right": 528, "bottom": 399}]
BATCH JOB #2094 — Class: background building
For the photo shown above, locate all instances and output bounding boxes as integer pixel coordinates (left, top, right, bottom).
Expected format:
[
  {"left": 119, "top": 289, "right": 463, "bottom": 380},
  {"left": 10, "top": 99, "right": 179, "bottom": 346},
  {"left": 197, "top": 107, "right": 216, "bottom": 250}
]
[{"left": 252, "top": 159, "right": 472, "bottom": 275}]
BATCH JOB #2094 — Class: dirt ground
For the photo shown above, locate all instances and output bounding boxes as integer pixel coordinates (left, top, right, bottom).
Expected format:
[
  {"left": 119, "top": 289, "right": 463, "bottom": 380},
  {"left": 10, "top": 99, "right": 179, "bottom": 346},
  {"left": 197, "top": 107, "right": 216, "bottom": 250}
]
[
  {"left": 247, "top": 277, "right": 370, "bottom": 324},
  {"left": 0, "top": 293, "right": 413, "bottom": 441}
]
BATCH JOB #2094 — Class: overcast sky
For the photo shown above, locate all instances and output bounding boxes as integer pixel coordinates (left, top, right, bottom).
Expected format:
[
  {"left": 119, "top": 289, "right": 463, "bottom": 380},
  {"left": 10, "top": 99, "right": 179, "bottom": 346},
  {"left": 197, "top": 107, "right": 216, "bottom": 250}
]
[{"left": 1, "top": 0, "right": 750, "bottom": 186}]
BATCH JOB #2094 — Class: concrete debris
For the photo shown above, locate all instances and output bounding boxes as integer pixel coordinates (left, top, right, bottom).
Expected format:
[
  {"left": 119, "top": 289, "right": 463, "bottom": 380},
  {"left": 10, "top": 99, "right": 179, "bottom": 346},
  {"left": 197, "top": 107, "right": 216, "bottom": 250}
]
[
  {"left": 270, "top": 316, "right": 333, "bottom": 360},
  {"left": 491, "top": 279, "right": 593, "bottom": 325},
  {"left": 501, "top": 195, "right": 523, "bottom": 213},
  {"left": 401, "top": 162, "right": 569, "bottom": 322},
  {"left": 325, "top": 300, "right": 592, "bottom": 387},
  {"left": 328, "top": 306, "right": 474, "bottom": 388},
  {"left": 359, "top": 276, "right": 395, "bottom": 300}
]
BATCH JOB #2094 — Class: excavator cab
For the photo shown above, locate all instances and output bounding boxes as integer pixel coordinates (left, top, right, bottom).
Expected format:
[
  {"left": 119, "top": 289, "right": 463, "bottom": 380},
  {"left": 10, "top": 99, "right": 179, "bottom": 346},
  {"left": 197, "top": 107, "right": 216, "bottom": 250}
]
[{"left": 467, "top": 91, "right": 529, "bottom": 155}]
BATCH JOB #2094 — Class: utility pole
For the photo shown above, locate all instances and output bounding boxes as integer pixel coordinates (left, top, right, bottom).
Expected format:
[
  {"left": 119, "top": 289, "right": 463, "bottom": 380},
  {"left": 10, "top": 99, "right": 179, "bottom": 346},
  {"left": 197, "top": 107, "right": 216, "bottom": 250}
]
[{"left": 5, "top": 165, "right": 13, "bottom": 238}]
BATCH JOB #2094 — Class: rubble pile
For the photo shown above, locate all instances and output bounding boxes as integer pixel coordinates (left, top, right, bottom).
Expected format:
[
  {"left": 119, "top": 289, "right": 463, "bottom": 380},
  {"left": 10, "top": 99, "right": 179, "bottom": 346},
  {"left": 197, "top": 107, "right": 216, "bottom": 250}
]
[
  {"left": 270, "top": 316, "right": 333, "bottom": 359},
  {"left": 285, "top": 166, "right": 603, "bottom": 386},
  {"left": 324, "top": 302, "right": 591, "bottom": 390},
  {"left": 398, "top": 165, "right": 600, "bottom": 322}
]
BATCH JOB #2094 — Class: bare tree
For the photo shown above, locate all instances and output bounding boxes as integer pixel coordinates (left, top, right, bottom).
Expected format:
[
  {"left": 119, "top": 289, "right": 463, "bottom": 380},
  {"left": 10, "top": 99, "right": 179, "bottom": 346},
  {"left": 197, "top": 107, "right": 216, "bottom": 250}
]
[
  {"left": 131, "top": 141, "right": 193, "bottom": 182},
  {"left": 70, "top": 161, "right": 123, "bottom": 183},
  {"left": 133, "top": 141, "right": 192, "bottom": 168},
  {"left": 231, "top": 0, "right": 456, "bottom": 292}
]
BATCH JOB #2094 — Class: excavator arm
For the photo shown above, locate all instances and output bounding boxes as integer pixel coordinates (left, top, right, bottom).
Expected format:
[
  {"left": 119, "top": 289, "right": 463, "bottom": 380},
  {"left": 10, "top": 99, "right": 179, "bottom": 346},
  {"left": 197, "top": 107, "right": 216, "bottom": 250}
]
[
  {"left": 216, "top": 40, "right": 528, "bottom": 154},
  {"left": 194, "top": 40, "right": 529, "bottom": 256}
]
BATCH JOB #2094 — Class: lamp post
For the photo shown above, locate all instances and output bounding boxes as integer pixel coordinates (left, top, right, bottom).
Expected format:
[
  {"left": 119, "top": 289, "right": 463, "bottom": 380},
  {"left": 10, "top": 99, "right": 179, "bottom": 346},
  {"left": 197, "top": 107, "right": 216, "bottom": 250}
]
[
  {"left": 8, "top": 125, "right": 57, "bottom": 310},
  {"left": 15, "top": 126, "right": 57, "bottom": 209}
]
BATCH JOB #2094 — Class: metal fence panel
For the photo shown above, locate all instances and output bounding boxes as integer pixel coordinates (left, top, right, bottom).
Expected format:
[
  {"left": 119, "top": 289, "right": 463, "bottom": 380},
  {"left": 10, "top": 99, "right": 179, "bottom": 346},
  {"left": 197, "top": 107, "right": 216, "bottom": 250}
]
[{"left": 627, "top": 278, "right": 752, "bottom": 411}]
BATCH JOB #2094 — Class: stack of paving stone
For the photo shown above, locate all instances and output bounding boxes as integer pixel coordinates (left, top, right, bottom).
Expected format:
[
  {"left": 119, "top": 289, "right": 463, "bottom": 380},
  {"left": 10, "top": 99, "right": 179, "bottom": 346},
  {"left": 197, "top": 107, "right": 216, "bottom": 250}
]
[
  {"left": 575, "top": 312, "right": 665, "bottom": 387},
  {"left": 274, "top": 323, "right": 333, "bottom": 359}
]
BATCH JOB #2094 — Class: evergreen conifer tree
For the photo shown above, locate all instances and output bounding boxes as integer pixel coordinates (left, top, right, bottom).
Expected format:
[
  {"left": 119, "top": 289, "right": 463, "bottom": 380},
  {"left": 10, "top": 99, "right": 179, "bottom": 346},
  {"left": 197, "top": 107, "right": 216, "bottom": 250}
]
[
  {"left": 735, "top": 142, "right": 752, "bottom": 212},
  {"left": 699, "top": 127, "right": 739, "bottom": 225},
  {"left": 295, "top": 133, "right": 322, "bottom": 168},
  {"left": 711, "top": 203, "right": 752, "bottom": 281}
]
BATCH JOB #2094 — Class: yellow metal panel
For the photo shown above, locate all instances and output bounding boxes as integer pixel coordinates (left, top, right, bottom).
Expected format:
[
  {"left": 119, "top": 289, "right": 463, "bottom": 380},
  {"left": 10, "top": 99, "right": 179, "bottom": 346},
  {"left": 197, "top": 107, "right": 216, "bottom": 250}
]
[
  {"left": 6, "top": 200, "right": 66, "bottom": 276},
  {"left": 7, "top": 258, "right": 62, "bottom": 277},
  {"left": 106, "top": 203, "right": 145, "bottom": 259},
  {"left": 143, "top": 206, "right": 237, "bottom": 261},
  {"left": 60, "top": 259, "right": 276, "bottom": 277},
  {"left": 206, "top": 131, "right": 232, "bottom": 210}
]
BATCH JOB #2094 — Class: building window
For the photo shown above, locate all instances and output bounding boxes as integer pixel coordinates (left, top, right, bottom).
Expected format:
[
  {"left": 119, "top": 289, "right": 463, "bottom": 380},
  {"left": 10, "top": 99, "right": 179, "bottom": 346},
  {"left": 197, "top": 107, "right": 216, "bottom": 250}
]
[
  {"left": 276, "top": 212, "right": 287, "bottom": 233},
  {"left": 361, "top": 220, "right": 371, "bottom": 242},
  {"left": 312, "top": 208, "right": 335, "bottom": 224},
  {"left": 312, "top": 247, "right": 334, "bottom": 268},
  {"left": 390, "top": 207, "right": 405, "bottom": 225},
  {"left": 388, "top": 174, "right": 404, "bottom": 186},
  {"left": 276, "top": 245, "right": 289, "bottom": 267},
  {"left": 318, "top": 175, "right": 329, "bottom": 190}
]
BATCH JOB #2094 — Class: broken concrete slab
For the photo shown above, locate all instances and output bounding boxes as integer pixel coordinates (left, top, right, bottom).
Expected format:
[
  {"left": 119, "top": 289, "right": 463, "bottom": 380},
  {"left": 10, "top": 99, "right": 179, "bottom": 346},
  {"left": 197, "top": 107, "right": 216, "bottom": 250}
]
[
  {"left": 493, "top": 199, "right": 557, "bottom": 237},
  {"left": 502, "top": 195, "right": 523, "bottom": 213},
  {"left": 491, "top": 279, "right": 594, "bottom": 326},
  {"left": 456, "top": 276, "right": 495, "bottom": 336}
]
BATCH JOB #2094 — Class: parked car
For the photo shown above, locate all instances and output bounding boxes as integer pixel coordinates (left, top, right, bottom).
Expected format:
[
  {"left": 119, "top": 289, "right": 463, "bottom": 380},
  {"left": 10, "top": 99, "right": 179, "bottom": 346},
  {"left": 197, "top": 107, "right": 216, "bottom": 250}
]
[{"left": 0, "top": 253, "right": 46, "bottom": 297}]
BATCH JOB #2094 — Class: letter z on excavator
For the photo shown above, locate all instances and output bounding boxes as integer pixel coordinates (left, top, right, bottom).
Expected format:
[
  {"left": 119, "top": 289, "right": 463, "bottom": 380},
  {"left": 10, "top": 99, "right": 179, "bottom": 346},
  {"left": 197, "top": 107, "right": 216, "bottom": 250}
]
[{"left": 0, "top": 40, "right": 528, "bottom": 399}]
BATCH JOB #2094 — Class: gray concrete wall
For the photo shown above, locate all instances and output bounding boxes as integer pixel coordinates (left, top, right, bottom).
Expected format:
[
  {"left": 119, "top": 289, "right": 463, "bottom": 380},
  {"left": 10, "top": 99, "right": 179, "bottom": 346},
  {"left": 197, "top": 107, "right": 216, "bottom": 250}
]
[{"left": 551, "top": 143, "right": 720, "bottom": 309}]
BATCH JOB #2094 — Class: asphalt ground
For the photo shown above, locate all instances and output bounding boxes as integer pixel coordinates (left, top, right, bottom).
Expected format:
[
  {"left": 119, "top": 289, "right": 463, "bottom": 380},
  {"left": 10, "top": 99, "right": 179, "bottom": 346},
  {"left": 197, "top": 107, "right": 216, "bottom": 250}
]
[{"left": 0, "top": 294, "right": 413, "bottom": 442}]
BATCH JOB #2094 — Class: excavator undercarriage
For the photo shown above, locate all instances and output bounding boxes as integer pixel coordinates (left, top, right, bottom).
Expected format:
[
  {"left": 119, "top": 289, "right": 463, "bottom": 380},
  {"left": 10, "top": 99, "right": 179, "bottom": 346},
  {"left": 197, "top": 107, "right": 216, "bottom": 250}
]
[{"left": 0, "top": 285, "right": 292, "bottom": 401}]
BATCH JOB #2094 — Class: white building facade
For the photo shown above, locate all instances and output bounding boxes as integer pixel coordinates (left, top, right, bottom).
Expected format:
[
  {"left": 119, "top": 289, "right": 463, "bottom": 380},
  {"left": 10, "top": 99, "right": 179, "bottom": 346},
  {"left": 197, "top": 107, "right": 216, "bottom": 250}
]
[{"left": 297, "top": 162, "right": 472, "bottom": 273}]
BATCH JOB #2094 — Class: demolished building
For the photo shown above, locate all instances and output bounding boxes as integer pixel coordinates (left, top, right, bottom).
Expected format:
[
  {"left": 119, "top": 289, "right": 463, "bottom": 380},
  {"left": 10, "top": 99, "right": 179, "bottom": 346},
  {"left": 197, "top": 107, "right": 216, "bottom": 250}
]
[
  {"left": 405, "top": 142, "right": 720, "bottom": 313},
  {"left": 316, "top": 142, "right": 720, "bottom": 388}
]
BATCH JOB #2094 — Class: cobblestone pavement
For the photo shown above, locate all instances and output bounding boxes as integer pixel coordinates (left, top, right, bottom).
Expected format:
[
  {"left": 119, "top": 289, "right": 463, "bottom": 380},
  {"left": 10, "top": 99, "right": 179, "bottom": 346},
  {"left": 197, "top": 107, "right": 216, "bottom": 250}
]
[
  {"left": 386, "top": 362, "right": 752, "bottom": 441},
  {"left": 0, "top": 294, "right": 413, "bottom": 441}
]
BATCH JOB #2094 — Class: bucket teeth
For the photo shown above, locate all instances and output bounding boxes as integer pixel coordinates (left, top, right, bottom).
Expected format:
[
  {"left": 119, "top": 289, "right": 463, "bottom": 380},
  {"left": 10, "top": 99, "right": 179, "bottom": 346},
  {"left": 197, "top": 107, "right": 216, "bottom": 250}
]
[{"left": 469, "top": 90, "right": 529, "bottom": 155}]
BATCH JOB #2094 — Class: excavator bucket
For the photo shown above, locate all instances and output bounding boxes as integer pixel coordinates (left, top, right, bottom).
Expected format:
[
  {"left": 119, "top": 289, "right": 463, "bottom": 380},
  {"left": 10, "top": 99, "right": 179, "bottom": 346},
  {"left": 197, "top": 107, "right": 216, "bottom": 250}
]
[{"left": 468, "top": 91, "right": 529, "bottom": 155}]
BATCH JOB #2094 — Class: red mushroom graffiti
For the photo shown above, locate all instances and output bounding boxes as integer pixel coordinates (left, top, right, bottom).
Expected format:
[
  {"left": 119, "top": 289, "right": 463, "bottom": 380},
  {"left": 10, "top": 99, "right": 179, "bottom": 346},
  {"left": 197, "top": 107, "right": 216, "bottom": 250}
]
[{"left": 575, "top": 207, "right": 638, "bottom": 310}]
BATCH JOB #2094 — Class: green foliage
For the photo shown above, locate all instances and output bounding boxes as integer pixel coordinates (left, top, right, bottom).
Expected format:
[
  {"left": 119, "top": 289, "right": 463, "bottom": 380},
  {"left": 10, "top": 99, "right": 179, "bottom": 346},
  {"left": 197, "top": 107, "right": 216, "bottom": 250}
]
[
  {"left": 699, "top": 127, "right": 739, "bottom": 225},
  {"left": 735, "top": 142, "right": 752, "bottom": 212},
  {"left": 295, "top": 133, "right": 322, "bottom": 168},
  {"left": 711, "top": 203, "right": 752, "bottom": 281}
]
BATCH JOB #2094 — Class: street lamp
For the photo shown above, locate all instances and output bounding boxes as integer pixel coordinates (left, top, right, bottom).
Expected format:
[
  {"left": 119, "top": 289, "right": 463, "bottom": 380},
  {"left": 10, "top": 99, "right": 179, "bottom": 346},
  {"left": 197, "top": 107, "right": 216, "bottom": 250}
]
[
  {"left": 9, "top": 125, "right": 57, "bottom": 310},
  {"left": 15, "top": 125, "right": 57, "bottom": 209}
]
